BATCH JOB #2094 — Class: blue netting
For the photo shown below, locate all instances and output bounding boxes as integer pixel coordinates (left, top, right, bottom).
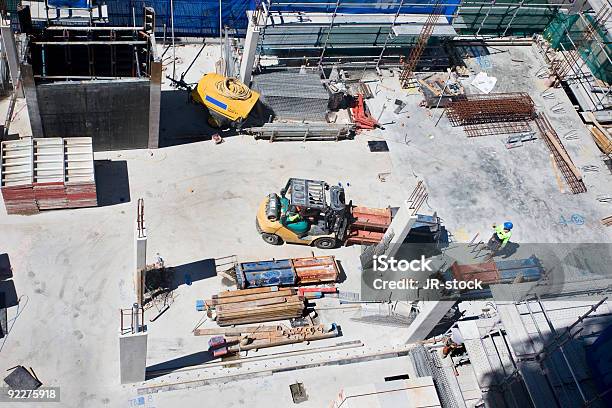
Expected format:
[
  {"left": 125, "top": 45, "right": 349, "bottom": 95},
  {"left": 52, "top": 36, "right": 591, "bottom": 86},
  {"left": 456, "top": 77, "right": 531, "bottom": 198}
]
[
  {"left": 103, "top": 0, "right": 459, "bottom": 37},
  {"left": 49, "top": 0, "right": 89, "bottom": 7},
  {"left": 104, "top": 0, "right": 251, "bottom": 37}
]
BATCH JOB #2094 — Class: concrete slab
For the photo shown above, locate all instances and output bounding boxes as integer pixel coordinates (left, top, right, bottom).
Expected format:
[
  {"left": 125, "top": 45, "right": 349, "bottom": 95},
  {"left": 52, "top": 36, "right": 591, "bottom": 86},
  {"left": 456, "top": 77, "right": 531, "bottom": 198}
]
[
  {"left": 0, "top": 132, "right": 409, "bottom": 407},
  {"left": 364, "top": 44, "right": 612, "bottom": 245}
]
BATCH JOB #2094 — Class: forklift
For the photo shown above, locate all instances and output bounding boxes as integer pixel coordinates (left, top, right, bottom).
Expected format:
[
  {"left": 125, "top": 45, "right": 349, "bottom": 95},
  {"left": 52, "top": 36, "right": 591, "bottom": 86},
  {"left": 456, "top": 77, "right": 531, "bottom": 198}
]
[
  {"left": 256, "top": 179, "right": 350, "bottom": 249},
  {"left": 256, "top": 178, "right": 443, "bottom": 249}
]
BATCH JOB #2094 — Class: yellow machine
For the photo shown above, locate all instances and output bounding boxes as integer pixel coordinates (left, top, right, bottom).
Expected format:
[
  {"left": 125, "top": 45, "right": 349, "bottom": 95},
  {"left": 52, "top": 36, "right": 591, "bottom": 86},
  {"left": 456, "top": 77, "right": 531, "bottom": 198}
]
[
  {"left": 190, "top": 73, "right": 259, "bottom": 128},
  {"left": 256, "top": 179, "right": 349, "bottom": 249}
]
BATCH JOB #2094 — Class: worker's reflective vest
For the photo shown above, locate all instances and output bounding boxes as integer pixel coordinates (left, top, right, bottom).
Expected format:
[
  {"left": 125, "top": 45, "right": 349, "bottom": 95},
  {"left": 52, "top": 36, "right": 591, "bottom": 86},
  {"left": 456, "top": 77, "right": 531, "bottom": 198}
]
[
  {"left": 287, "top": 213, "right": 300, "bottom": 222},
  {"left": 494, "top": 225, "right": 512, "bottom": 247}
]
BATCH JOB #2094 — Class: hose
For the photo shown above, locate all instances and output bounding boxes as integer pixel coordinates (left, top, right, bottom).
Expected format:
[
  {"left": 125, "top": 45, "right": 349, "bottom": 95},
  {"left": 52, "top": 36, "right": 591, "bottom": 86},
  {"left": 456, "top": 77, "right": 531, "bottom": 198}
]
[{"left": 215, "top": 77, "right": 252, "bottom": 101}]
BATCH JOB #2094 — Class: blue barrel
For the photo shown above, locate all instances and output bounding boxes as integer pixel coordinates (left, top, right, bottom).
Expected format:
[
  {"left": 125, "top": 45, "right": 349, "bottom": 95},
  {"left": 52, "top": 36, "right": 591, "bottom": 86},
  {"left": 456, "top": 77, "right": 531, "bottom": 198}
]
[{"left": 236, "top": 259, "right": 296, "bottom": 289}]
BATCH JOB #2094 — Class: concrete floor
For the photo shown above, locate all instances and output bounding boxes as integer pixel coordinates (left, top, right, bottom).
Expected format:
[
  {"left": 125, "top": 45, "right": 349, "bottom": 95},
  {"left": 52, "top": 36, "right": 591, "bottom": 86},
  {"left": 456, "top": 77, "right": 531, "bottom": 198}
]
[{"left": 0, "top": 43, "right": 611, "bottom": 408}]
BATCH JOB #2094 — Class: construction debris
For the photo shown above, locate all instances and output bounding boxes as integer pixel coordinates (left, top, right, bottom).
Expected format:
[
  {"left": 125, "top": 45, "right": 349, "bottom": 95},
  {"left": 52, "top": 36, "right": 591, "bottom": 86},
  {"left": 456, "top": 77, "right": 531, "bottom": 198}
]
[
  {"left": 418, "top": 72, "right": 464, "bottom": 107},
  {"left": 602, "top": 216, "right": 612, "bottom": 227},
  {"left": 199, "top": 323, "right": 339, "bottom": 354},
  {"left": 350, "top": 93, "right": 379, "bottom": 130},
  {"left": 589, "top": 126, "right": 612, "bottom": 155},
  {"left": 204, "top": 286, "right": 305, "bottom": 326},
  {"left": 1, "top": 137, "right": 97, "bottom": 215}
]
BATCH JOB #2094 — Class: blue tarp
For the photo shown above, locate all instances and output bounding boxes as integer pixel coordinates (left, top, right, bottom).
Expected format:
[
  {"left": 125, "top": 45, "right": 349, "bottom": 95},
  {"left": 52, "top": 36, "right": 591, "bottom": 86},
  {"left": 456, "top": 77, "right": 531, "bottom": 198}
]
[
  {"left": 104, "top": 0, "right": 460, "bottom": 37},
  {"left": 49, "top": 0, "right": 89, "bottom": 7}
]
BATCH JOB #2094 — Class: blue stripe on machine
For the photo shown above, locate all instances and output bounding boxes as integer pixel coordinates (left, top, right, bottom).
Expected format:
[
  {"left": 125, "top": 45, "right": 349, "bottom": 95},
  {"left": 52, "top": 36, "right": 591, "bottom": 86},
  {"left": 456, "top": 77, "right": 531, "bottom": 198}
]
[{"left": 205, "top": 95, "right": 228, "bottom": 110}]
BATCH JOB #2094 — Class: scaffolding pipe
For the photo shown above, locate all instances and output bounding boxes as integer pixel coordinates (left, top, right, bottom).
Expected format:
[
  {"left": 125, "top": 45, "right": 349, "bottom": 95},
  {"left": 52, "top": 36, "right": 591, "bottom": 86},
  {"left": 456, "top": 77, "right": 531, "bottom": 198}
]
[
  {"left": 475, "top": 0, "right": 495, "bottom": 37},
  {"left": 535, "top": 299, "right": 588, "bottom": 403},
  {"left": 521, "top": 300, "right": 572, "bottom": 407},
  {"left": 375, "top": 0, "right": 406, "bottom": 69},
  {"left": 318, "top": 0, "right": 341, "bottom": 66}
]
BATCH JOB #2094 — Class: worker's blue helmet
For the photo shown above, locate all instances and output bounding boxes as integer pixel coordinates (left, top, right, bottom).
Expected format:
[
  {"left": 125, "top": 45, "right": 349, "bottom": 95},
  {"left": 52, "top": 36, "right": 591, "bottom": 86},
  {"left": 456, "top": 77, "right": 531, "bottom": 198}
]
[{"left": 504, "top": 222, "right": 513, "bottom": 230}]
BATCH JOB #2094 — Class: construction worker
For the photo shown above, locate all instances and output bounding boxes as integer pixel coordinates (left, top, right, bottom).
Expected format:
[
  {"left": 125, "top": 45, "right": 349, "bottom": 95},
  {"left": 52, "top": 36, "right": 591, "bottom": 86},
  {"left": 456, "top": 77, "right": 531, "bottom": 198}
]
[
  {"left": 283, "top": 206, "right": 310, "bottom": 237},
  {"left": 489, "top": 222, "right": 513, "bottom": 251}
]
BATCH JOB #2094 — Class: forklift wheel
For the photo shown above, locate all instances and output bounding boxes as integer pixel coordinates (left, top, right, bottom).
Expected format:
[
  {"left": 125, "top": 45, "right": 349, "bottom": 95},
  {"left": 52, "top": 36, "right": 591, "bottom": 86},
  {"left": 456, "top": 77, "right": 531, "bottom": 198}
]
[
  {"left": 261, "top": 233, "right": 283, "bottom": 246},
  {"left": 313, "top": 237, "right": 337, "bottom": 249}
]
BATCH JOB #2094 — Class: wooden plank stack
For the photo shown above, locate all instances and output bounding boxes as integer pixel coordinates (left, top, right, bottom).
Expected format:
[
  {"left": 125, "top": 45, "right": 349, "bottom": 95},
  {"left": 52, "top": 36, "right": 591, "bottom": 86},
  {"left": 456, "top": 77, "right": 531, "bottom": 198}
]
[
  {"left": 206, "top": 286, "right": 305, "bottom": 326},
  {"left": 1, "top": 137, "right": 97, "bottom": 215}
]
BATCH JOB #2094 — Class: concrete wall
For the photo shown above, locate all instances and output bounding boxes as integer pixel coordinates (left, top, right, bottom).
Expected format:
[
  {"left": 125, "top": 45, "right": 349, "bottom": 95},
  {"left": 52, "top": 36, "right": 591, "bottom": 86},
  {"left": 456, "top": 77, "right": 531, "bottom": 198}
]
[{"left": 35, "top": 79, "right": 153, "bottom": 151}]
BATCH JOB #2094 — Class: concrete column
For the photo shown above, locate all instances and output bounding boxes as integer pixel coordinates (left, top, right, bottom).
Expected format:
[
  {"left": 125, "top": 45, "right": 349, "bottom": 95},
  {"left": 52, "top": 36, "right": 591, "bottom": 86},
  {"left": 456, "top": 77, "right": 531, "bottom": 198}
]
[
  {"left": 360, "top": 200, "right": 418, "bottom": 269},
  {"left": 147, "top": 59, "right": 162, "bottom": 149},
  {"left": 135, "top": 220, "right": 146, "bottom": 306},
  {"left": 1, "top": 25, "right": 23, "bottom": 98},
  {"left": 119, "top": 332, "right": 148, "bottom": 384},
  {"left": 239, "top": 22, "right": 260, "bottom": 86},
  {"left": 404, "top": 301, "right": 455, "bottom": 343},
  {"left": 20, "top": 63, "right": 44, "bottom": 138}
]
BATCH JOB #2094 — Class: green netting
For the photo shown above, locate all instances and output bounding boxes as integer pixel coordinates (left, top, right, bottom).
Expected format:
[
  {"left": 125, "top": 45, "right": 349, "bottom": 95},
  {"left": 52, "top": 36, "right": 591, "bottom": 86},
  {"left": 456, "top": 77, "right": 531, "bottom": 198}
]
[
  {"left": 454, "top": 0, "right": 559, "bottom": 36},
  {"left": 543, "top": 12, "right": 611, "bottom": 84}
]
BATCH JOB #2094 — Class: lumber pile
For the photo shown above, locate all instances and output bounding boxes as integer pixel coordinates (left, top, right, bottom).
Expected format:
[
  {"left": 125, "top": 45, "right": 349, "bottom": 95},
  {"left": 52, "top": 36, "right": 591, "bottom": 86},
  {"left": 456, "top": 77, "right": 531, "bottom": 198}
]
[
  {"left": 535, "top": 113, "right": 586, "bottom": 194},
  {"left": 196, "top": 323, "right": 339, "bottom": 354},
  {"left": 590, "top": 126, "right": 612, "bottom": 155},
  {"left": 1, "top": 137, "right": 97, "bottom": 215},
  {"left": 206, "top": 286, "right": 305, "bottom": 326}
]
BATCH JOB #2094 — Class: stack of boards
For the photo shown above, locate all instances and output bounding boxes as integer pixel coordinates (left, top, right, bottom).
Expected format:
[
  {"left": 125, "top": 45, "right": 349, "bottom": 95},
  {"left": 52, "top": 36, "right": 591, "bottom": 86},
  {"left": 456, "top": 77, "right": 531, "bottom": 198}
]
[
  {"left": 206, "top": 286, "right": 305, "bottom": 326},
  {"left": 1, "top": 137, "right": 97, "bottom": 215}
]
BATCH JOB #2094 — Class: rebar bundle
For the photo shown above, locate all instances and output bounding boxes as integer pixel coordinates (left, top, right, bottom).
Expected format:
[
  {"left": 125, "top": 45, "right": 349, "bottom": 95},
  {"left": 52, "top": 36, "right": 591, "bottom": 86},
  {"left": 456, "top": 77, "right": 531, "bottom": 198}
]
[{"left": 446, "top": 93, "right": 536, "bottom": 126}]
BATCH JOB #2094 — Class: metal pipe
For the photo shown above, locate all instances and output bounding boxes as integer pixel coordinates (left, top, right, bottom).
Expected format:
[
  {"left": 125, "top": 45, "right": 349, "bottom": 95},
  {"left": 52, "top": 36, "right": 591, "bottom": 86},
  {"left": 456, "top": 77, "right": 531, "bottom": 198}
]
[
  {"left": 171, "top": 0, "right": 176, "bottom": 80},
  {"left": 522, "top": 301, "right": 568, "bottom": 407},
  {"left": 375, "top": 0, "right": 405, "bottom": 69},
  {"left": 265, "top": 0, "right": 565, "bottom": 5},
  {"left": 318, "top": 0, "right": 341, "bottom": 66},
  {"left": 219, "top": 0, "right": 223, "bottom": 64},
  {"left": 535, "top": 299, "right": 587, "bottom": 403},
  {"left": 33, "top": 41, "right": 147, "bottom": 45}
]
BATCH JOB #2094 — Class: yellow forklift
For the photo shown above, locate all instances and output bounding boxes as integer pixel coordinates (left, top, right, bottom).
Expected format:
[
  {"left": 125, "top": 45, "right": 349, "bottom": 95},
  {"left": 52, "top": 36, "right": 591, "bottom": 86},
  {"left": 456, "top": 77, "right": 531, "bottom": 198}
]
[
  {"left": 257, "top": 179, "right": 443, "bottom": 249},
  {"left": 256, "top": 179, "right": 350, "bottom": 249}
]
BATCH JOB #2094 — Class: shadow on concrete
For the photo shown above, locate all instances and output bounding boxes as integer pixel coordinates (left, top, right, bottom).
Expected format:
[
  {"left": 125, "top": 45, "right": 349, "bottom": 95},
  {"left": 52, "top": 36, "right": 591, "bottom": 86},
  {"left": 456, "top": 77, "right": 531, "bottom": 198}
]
[
  {"left": 146, "top": 350, "right": 215, "bottom": 379},
  {"left": 94, "top": 160, "right": 131, "bottom": 206},
  {"left": 0, "top": 279, "right": 18, "bottom": 309},
  {"left": 0, "top": 253, "right": 12, "bottom": 281},
  {"left": 170, "top": 258, "right": 217, "bottom": 290},
  {"left": 497, "top": 242, "right": 520, "bottom": 259},
  {"left": 159, "top": 89, "right": 238, "bottom": 147},
  {"left": 336, "top": 260, "right": 348, "bottom": 284}
]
